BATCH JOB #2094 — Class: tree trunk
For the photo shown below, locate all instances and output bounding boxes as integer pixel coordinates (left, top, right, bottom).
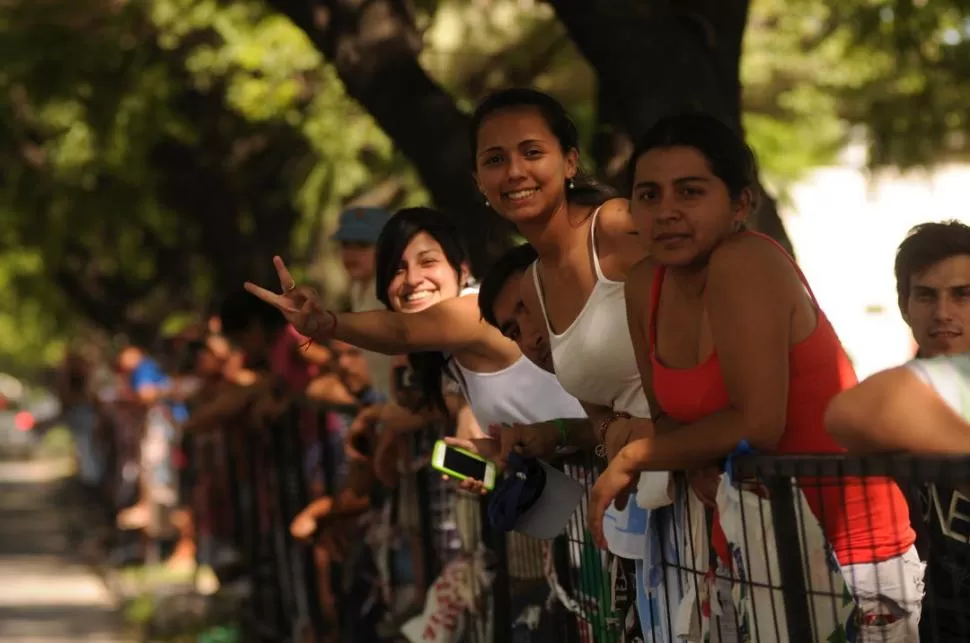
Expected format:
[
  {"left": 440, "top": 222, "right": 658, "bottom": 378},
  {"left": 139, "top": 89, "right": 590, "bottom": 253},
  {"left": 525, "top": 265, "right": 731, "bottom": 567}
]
[
  {"left": 550, "top": 0, "right": 793, "bottom": 254},
  {"left": 268, "top": 0, "right": 793, "bottom": 265},
  {"left": 265, "top": 0, "right": 517, "bottom": 274}
]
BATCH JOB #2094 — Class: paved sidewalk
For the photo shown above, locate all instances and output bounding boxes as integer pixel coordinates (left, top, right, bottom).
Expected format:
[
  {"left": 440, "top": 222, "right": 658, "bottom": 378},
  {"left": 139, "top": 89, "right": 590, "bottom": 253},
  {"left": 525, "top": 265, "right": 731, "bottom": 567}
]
[{"left": 0, "top": 458, "right": 133, "bottom": 642}]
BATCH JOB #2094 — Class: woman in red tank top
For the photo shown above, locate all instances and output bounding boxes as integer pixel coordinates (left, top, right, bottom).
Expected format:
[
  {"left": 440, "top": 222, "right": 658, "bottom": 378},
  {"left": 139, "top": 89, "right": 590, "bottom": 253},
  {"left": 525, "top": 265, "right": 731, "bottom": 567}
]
[{"left": 587, "top": 113, "right": 920, "bottom": 639}]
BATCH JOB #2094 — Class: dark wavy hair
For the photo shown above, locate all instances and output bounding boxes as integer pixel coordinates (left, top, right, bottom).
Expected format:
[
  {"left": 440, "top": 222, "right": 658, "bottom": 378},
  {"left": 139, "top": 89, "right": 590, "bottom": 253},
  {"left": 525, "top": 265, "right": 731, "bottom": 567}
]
[
  {"left": 470, "top": 88, "right": 616, "bottom": 209},
  {"left": 374, "top": 207, "right": 470, "bottom": 412},
  {"left": 479, "top": 243, "right": 539, "bottom": 329}
]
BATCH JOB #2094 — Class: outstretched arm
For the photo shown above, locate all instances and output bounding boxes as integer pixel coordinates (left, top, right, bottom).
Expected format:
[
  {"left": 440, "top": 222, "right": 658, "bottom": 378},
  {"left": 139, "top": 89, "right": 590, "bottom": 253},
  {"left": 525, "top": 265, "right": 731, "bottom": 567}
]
[
  {"left": 826, "top": 365, "right": 970, "bottom": 454},
  {"left": 245, "top": 256, "right": 506, "bottom": 357}
]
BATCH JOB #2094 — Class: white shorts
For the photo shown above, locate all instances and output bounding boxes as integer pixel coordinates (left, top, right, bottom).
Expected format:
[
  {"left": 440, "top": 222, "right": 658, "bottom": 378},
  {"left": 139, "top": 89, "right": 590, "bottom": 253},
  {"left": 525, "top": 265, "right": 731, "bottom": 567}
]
[{"left": 842, "top": 545, "right": 926, "bottom": 643}]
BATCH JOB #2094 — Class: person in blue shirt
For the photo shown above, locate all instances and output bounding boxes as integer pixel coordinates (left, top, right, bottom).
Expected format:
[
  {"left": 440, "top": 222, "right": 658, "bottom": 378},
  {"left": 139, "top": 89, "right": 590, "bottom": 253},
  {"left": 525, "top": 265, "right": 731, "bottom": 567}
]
[
  {"left": 115, "top": 345, "right": 189, "bottom": 541},
  {"left": 118, "top": 345, "right": 189, "bottom": 423}
]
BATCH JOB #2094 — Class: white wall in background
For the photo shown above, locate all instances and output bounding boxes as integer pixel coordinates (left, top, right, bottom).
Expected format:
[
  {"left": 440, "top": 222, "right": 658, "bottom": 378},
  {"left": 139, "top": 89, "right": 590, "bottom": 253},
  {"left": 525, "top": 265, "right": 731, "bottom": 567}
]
[{"left": 784, "top": 163, "right": 970, "bottom": 379}]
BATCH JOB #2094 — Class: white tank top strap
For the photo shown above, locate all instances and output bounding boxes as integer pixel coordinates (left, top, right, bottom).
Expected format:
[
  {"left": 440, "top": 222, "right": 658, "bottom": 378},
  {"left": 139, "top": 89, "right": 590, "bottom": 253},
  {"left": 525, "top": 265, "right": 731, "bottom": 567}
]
[
  {"left": 588, "top": 203, "right": 610, "bottom": 283},
  {"left": 530, "top": 260, "right": 554, "bottom": 337}
]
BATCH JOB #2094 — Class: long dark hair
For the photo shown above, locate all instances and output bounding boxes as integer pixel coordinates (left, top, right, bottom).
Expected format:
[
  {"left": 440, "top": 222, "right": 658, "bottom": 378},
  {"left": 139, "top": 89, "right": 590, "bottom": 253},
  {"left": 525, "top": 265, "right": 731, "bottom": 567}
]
[
  {"left": 375, "top": 207, "right": 471, "bottom": 412},
  {"left": 470, "top": 88, "right": 616, "bottom": 208}
]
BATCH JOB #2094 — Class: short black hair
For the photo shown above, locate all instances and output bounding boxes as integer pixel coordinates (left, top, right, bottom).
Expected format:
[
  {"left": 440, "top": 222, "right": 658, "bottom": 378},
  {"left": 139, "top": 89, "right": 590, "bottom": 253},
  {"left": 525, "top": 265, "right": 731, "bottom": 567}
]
[
  {"left": 219, "top": 288, "right": 287, "bottom": 338},
  {"left": 479, "top": 243, "right": 539, "bottom": 329},
  {"left": 895, "top": 220, "right": 970, "bottom": 313}
]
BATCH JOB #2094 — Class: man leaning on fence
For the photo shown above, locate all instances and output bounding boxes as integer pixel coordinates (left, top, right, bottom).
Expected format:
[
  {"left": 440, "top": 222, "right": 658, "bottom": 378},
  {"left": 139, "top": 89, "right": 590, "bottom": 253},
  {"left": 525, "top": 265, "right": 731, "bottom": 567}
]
[{"left": 827, "top": 220, "right": 970, "bottom": 642}]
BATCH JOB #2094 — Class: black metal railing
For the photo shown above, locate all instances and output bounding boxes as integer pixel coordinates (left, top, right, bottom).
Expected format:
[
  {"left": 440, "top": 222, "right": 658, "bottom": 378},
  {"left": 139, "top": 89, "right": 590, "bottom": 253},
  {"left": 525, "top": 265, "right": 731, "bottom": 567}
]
[{"left": 87, "top": 393, "right": 970, "bottom": 643}]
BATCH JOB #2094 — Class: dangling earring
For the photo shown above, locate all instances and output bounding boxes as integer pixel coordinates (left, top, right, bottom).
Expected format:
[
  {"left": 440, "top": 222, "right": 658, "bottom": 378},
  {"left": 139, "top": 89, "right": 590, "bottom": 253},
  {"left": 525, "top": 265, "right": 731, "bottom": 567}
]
[
  {"left": 568, "top": 178, "right": 575, "bottom": 190},
  {"left": 485, "top": 199, "right": 490, "bottom": 208}
]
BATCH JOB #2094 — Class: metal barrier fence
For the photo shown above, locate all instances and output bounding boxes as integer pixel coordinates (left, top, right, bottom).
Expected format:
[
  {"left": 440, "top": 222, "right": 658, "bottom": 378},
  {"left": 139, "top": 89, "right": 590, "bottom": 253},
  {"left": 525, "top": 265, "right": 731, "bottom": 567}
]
[
  {"left": 729, "top": 453, "right": 970, "bottom": 643},
  {"left": 90, "top": 392, "right": 970, "bottom": 643},
  {"left": 177, "top": 396, "right": 621, "bottom": 643}
]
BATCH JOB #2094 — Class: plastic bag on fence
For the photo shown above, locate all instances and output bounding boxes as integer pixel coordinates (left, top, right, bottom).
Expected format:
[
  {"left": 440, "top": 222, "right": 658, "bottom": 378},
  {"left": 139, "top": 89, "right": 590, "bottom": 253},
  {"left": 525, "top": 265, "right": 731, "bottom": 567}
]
[
  {"left": 715, "top": 474, "right": 856, "bottom": 643},
  {"left": 400, "top": 551, "right": 493, "bottom": 643},
  {"left": 675, "top": 488, "right": 721, "bottom": 642}
]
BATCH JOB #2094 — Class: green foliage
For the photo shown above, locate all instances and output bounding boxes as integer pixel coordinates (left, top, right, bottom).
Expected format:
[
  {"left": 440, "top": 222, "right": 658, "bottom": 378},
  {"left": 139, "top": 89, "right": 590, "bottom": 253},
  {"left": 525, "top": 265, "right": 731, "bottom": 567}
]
[
  {"left": 823, "top": 0, "right": 970, "bottom": 168},
  {"left": 3, "top": 0, "right": 970, "bottom": 365},
  {"left": 0, "top": 249, "right": 71, "bottom": 372},
  {"left": 742, "top": 0, "right": 877, "bottom": 193}
]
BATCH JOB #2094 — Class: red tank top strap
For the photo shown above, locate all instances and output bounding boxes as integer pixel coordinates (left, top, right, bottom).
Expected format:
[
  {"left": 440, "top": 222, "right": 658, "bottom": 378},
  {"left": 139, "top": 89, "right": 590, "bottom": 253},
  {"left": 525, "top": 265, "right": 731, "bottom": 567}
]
[
  {"left": 648, "top": 264, "right": 666, "bottom": 352},
  {"left": 745, "top": 230, "right": 819, "bottom": 308}
]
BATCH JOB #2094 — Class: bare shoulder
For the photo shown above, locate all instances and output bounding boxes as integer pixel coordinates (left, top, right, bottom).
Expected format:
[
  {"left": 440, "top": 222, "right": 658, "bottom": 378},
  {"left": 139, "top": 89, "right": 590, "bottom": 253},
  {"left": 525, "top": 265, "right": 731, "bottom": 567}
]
[
  {"left": 595, "top": 198, "right": 636, "bottom": 239},
  {"left": 708, "top": 232, "right": 794, "bottom": 281},
  {"left": 595, "top": 198, "right": 648, "bottom": 275}
]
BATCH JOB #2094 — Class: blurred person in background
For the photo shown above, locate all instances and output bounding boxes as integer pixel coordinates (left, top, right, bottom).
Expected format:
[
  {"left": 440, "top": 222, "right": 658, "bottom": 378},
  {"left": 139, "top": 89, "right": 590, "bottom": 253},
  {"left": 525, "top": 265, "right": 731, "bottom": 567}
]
[
  {"left": 827, "top": 220, "right": 970, "bottom": 641},
  {"left": 56, "top": 347, "right": 100, "bottom": 490},
  {"left": 219, "top": 288, "right": 323, "bottom": 391},
  {"left": 114, "top": 344, "right": 189, "bottom": 538},
  {"left": 291, "top": 338, "right": 385, "bottom": 643},
  {"left": 165, "top": 333, "right": 236, "bottom": 575},
  {"left": 332, "top": 206, "right": 393, "bottom": 400}
]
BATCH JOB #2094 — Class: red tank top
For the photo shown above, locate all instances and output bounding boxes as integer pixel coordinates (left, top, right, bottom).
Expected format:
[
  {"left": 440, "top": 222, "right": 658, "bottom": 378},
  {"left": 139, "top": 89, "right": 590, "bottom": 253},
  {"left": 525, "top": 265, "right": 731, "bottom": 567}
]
[{"left": 649, "top": 233, "right": 914, "bottom": 566}]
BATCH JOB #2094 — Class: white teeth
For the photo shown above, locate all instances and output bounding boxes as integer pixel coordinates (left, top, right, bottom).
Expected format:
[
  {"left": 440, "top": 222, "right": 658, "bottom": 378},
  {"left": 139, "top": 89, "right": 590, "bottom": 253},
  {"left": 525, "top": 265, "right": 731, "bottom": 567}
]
[
  {"left": 405, "top": 291, "right": 432, "bottom": 302},
  {"left": 506, "top": 188, "right": 538, "bottom": 200}
]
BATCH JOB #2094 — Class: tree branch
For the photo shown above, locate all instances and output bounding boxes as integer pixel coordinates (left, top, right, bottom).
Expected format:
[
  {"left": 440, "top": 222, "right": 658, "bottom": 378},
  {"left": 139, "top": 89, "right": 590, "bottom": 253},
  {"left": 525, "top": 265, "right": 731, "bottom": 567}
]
[{"left": 265, "top": 0, "right": 515, "bottom": 273}]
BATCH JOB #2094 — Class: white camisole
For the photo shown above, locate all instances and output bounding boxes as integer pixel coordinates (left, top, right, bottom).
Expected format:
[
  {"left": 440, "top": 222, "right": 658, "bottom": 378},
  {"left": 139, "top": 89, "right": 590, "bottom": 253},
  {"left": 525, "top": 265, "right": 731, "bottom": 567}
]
[
  {"left": 448, "top": 287, "right": 586, "bottom": 430},
  {"left": 532, "top": 205, "right": 667, "bottom": 560}
]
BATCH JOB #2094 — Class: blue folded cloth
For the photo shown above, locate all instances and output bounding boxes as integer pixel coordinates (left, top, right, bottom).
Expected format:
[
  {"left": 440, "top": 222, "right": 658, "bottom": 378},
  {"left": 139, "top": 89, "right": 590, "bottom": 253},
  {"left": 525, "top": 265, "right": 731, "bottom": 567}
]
[{"left": 487, "top": 451, "right": 547, "bottom": 532}]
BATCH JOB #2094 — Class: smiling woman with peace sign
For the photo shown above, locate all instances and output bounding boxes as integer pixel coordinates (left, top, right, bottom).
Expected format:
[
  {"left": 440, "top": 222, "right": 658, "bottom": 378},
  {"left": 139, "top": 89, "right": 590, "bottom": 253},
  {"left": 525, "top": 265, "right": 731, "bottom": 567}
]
[{"left": 245, "top": 208, "right": 583, "bottom": 442}]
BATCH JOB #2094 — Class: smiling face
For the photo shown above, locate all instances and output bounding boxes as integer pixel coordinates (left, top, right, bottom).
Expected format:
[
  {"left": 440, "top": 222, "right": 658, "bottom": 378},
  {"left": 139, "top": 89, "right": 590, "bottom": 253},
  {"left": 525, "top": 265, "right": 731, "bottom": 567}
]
[
  {"left": 474, "top": 106, "right": 578, "bottom": 225},
  {"left": 903, "top": 254, "right": 970, "bottom": 357},
  {"left": 386, "top": 232, "right": 464, "bottom": 314},
  {"left": 629, "top": 145, "right": 751, "bottom": 267}
]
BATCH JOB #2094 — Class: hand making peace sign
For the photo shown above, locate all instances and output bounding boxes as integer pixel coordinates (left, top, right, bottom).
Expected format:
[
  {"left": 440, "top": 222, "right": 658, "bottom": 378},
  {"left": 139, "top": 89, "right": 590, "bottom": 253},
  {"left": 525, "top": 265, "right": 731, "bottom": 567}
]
[{"left": 244, "top": 256, "right": 335, "bottom": 340}]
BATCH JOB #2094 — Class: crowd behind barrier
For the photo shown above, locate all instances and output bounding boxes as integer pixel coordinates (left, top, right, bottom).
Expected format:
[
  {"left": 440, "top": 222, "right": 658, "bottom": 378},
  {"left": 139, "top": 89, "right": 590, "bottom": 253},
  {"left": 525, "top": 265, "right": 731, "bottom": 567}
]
[{"left": 60, "top": 337, "right": 970, "bottom": 643}]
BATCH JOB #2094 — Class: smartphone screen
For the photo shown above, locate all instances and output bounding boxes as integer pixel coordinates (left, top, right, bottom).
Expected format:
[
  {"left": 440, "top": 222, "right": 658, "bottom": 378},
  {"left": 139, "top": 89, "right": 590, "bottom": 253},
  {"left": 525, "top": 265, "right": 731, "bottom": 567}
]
[{"left": 443, "top": 447, "right": 488, "bottom": 480}]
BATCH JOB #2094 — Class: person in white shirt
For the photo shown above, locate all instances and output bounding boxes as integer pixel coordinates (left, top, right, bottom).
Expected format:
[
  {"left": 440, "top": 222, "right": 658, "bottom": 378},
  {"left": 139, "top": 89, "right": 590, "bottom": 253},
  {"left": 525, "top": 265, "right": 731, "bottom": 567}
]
[{"left": 826, "top": 220, "right": 970, "bottom": 642}]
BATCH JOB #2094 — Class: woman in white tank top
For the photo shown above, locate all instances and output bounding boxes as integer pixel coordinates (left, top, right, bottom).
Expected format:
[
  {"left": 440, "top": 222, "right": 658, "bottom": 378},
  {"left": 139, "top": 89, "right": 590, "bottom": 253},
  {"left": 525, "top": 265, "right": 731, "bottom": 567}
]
[
  {"left": 469, "top": 88, "right": 673, "bottom": 554},
  {"left": 246, "top": 207, "right": 584, "bottom": 435}
]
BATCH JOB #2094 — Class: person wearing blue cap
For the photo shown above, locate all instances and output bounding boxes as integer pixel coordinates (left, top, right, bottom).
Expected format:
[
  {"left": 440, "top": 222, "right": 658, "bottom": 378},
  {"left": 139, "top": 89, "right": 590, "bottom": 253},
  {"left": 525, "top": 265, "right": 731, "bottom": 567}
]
[{"left": 332, "top": 206, "right": 393, "bottom": 399}]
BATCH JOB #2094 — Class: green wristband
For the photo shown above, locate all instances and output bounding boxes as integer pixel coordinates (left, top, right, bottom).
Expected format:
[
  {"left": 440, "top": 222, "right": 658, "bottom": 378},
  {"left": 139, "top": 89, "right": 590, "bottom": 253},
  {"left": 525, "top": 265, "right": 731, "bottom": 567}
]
[{"left": 551, "top": 418, "right": 568, "bottom": 449}]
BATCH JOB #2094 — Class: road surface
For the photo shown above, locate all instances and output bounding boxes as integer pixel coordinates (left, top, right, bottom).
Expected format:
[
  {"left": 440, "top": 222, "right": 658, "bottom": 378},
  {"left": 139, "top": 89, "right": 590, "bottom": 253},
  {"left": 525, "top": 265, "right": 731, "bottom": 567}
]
[{"left": 0, "top": 458, "right": 132, "bottom": 642}]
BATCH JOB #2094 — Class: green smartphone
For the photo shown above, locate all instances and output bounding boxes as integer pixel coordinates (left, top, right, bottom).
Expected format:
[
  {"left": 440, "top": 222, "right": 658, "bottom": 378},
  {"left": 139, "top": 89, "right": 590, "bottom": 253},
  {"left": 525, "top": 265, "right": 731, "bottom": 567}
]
[{"left": 430, "top": 439, "right": 498, "bottom": 491}]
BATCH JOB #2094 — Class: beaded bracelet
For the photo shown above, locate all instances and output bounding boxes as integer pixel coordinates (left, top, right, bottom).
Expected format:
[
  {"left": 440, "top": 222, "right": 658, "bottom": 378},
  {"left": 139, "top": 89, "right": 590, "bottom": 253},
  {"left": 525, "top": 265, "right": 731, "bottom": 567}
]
[{"left": 595, "top": 411, "right": 632, "bottom": 459}]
